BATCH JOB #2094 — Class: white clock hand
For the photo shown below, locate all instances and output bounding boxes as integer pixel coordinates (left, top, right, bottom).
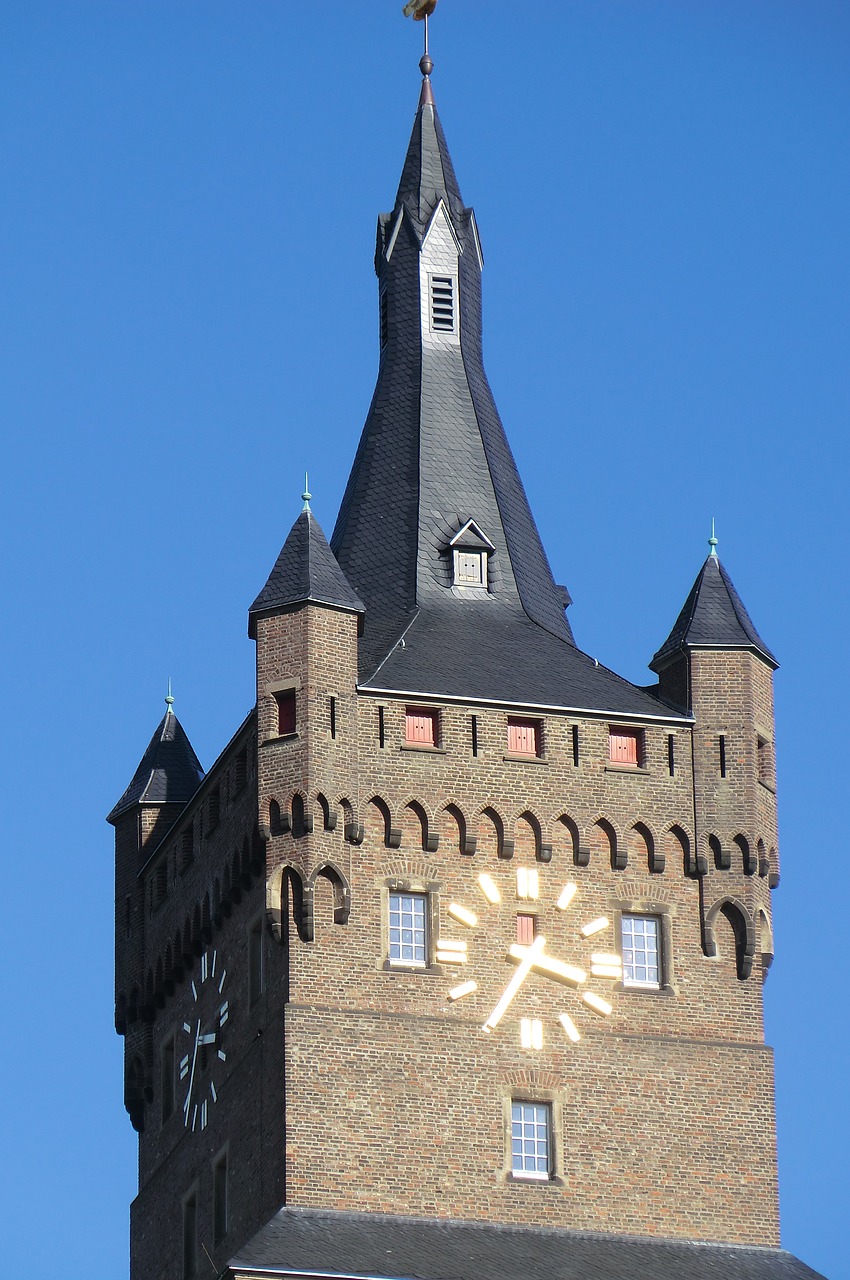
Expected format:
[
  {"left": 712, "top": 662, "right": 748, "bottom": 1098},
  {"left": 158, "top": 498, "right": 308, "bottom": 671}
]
[
  {"left": 508, "top": 943, "right": 586, "bottom": 987},
  {"left": 198, "top": 1032, "right": 218, "bottom": 1046},
  {"left": 182, "top": 1019, "right": 201, "bottom": 1123},
  {"left": 483, "top": 933, "right": 547, "bottom": 1032}
]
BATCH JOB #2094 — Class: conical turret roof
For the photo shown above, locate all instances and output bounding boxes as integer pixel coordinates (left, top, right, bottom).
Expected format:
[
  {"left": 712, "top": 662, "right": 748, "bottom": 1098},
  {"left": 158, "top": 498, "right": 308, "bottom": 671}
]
[
  {"left": 651, "top": 553, "right": 777, "bottom": 671},
  {"left": 249, "top": 507, "right": 364, "bottom": 639},
  {"left": 107, "top": 707, "right": 204, "bottom": 823}
]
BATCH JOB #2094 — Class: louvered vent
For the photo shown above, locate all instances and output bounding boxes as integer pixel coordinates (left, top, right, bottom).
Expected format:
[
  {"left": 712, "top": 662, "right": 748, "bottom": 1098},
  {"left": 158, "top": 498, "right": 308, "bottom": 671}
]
[{"left": 431, "top": 275, "right": 455, "bottom": 331}]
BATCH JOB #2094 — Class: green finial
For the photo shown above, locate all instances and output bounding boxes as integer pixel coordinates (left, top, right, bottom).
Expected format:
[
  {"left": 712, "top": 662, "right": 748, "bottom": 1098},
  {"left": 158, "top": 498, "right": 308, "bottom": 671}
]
[
  {"left": 708, "top": 518, "right": 718, "bottom": 558},
  {"left": 302, "top": 473, "right": 312, "bottom": 513},
  {"left": 165, "top": 677, "right": 175, "bottom": 713}
]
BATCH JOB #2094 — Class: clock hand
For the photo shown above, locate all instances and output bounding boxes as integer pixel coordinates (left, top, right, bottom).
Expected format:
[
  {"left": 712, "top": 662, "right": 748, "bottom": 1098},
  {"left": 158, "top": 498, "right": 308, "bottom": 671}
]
[
  {"left": 183, "top": 1019, "right": 202, "bottom": 1123},
  {"left": 483, "top": 933, "right": 547, "bottom": 1032},
  {"left": 508, "top": 943, "right": 586, "bottom": 987},
  {"left": 198, "top": 1032, "right": 218, "bottom": 1046}
]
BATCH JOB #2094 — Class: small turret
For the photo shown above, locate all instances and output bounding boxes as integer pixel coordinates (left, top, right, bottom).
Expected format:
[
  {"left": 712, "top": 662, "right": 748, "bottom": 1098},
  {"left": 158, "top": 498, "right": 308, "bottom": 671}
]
[
  {"left": 107, "top": 690, "right": 204, "bottom": 1126},
  {"left": 250, "top": 495, "right": 363, "bottom": 909},
  {"left": 651, "top": 531, "right": 780, "bottom": 976}
]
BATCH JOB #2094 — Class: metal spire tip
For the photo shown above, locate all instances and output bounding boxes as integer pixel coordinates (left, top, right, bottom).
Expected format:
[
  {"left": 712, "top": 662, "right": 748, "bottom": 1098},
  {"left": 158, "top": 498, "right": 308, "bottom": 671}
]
[
  {"left": 302, "top": 473, "right": 312, "bottom": 513},
  {"left": 708, "top": 518, "right": 718, "bottom": 558},
  {"left": 165, "top": 677, "right": 175, "bottom": 713}
]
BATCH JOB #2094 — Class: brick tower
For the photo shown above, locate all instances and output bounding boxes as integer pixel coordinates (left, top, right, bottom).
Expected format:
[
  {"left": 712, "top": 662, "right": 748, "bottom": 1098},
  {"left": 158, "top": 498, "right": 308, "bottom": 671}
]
[{"left": 109, "top": 37, "right": 825, "bottom": 1280}]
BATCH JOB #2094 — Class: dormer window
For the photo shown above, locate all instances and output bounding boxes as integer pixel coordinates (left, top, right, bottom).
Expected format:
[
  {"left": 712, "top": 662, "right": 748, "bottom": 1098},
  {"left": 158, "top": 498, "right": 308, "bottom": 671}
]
[{"left": 449, "top": 520, "right": 494, "bottom": 590}]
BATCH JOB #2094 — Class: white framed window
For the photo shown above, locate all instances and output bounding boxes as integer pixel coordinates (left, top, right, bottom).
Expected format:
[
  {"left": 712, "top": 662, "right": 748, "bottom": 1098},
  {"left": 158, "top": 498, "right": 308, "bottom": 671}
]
[
  {"left": 621, "top": 914, "right": 661, "bottom": 988},
  {"left": 511, "top": 1100, "right": 551, "bottom": 1180},
  {"left": 388, "top": 891, "right": 428, "bottom": 967}
]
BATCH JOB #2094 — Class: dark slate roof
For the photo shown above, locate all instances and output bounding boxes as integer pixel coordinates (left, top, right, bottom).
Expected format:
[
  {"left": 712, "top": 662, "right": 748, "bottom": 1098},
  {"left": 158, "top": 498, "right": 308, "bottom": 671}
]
[
  {"left": 249, "top": 508, "right": 364, "bottom": 638},
  {"left": 651, "top": 554, "right": 777, "bottom": 671},
  {"left": 329, "top": 76, "right": 687, "bottom": 720},
  {"left": 107, "top": 710, "right": 204, "bottom": 823},
  {"left": 228, "top": 1206, "right": 827, "bottom": 1280},
  {"left": 364, "top": 598, "right": 684, "bottom": 719}
]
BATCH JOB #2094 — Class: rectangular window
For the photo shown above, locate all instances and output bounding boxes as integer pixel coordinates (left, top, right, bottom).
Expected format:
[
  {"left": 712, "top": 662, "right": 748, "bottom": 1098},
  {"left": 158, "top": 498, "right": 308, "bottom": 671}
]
[
  {"left": 621, "top": 914, "right": 661, "bottom": 989},
  {"left": 571, "top": 724, "right": 580, "bottom": 767},
  {"left": 507, "top": 717, "right": 540, "bottom": 757},
  {"left": 516, "top": 913, "right": 537, "bottom": 946},
  {"left": 430, "top": 275, "right": 455, "bottom": 331},
  {"left": 161, "top": 1035, "right": 175, "bottom": 1123},
  {"left": 232, "top": 747, "right": 247, "bottom": 794},
  {"left": 511, "top": 1101, "right": 551, "bottom": 1180},
  {"left": 667, "top": 734, "right": 675, "bottom": 776},
  {"left": 609, "top": 726, "right": 642, "bottom": 767},
  {"left": 207, "top": 785, "right": 221, "bottom": 832},
  {"left": 388, "top": 892, "right": 428, "bottom": 967},
  {"left": 405, "top": 707, "right": 438, "bottom": 747},
  {"left": 249, "top": 917, "right": 265, "bottom": 1005},
  {"left": 719, "top": 734, "right": 727, "bottom": 778},
  {"left": 213, "top": 1153, "right": 228, "bottom": 1244},
  {"left": 378, "top": 706, "right": 385, "bottom": 748},
  {"left": 757, "top": 734, "right": 772, "bottom": 786},
  {"left": 275, "top": 689, "right": 296, "bottom": 736},
  {"left": 470, "top": 715, "right": 479, "bottom": 758},
  {"left": 181, "top": 824, "right": 194, "bottom": 872},
  {"left": 182, "top": 1191, "right": 197, "bottom": 1280}
]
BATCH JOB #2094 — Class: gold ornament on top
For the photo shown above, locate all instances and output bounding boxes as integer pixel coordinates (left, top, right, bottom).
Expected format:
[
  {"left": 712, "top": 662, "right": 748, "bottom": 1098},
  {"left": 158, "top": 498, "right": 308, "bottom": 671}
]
[{"left": 402, "top": 0, "right": 437, "bottom": 18}]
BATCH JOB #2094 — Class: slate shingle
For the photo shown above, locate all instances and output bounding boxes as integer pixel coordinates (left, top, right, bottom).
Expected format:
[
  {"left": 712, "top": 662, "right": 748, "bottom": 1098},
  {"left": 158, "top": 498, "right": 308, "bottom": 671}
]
[
  {"left": 107, "top": 710, "right": 204, "bottom": 823},
  {"left": 330, "top": 81, "right": 688, "bottom": 720},
  {"left": 249, "top": 509, "right": 364, "bottom": 639},
  {"left": 651, "top": 554, "right": 777, "bottom": 671},
  {"left": 228, "top": 1206, "right": 826, "bottom": 1280}
]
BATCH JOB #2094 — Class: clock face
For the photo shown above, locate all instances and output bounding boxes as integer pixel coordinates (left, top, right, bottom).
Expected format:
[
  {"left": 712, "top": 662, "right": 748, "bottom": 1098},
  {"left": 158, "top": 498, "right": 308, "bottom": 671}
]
[
  {"left": 179, "top": 948, "right": 229, "bottom": 1131},
  {"left": 441, "top": 870, "right": 622, "bottom": 1049}
]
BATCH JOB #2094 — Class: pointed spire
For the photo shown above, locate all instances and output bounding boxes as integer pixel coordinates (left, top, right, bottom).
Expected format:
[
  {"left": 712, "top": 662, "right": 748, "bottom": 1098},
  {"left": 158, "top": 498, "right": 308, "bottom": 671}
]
[
  {"left": 302, "top": 473, "right": 312, "bottom": 513},
  {"left": 650, "top": 546, "right": 777, "bottom": 673},
  {"left": 107, "top": 701, "right": 204, "bottom": 824},
  {"left": 249, "top": 503, "right": 364, "bottom": 639}
]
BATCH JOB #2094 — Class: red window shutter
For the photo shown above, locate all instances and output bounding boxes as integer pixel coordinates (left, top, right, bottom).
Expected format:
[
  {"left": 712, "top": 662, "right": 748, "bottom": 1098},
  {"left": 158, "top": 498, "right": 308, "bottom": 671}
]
[
  {"left": 516, "top": 913, "right": 536, "bottom": 945},
  {"left": 405, "top": 708, "right": 437, "bottom": 746},
  {"left": 609, "top": 728, "right": 639, "bottom": 765},
  {"left": 507, "top": 718, "right": 538, "bottom": 756},
  {"left": 276, "top": 690, "right": 296, "bottom": 735}
]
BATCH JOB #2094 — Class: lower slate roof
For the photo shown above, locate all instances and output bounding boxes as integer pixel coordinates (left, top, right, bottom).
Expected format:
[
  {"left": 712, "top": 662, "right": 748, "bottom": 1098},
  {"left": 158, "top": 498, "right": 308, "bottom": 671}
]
[
  {"left": 228, "top": 1207, "right": 827, "bottom": 1280},
  {"left": 362, "top": 600, "right": 686, "bottom": 721},
  {"left": 106, "top": 710, "right": 204, "bottom": 823},
  {"left": 651, "top": 554, "right": 777, "bottom": 671}
]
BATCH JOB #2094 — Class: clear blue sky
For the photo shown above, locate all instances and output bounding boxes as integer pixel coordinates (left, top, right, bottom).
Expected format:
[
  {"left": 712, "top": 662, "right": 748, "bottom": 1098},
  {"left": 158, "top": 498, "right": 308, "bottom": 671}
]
[{"left": 2, "top": 4, "right": 847, "bottom": 1278}]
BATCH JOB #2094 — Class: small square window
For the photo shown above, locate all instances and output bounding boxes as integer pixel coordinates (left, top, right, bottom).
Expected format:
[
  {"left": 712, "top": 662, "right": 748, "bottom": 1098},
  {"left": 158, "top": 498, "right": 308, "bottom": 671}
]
[
  {"left": 388, "top": 892, "right": 428, "bottom": 967},
  {"left": 275, "top": 689, "right": 297, "bottom": 736},
  {"left": 507, "top": 717, "right": 540, "bottom": 757},
  {"left": 609, "top": 726, "right": 643, "bottom": 767},
  {"left": 511, "top": 1100, "right": 551, "bottom": 1180},
  {"left": 621, "top": 914, "right": 661, "bottom": 988},
  {"left": 405, "top": 707, "right": 439, "bottom": 747}
]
